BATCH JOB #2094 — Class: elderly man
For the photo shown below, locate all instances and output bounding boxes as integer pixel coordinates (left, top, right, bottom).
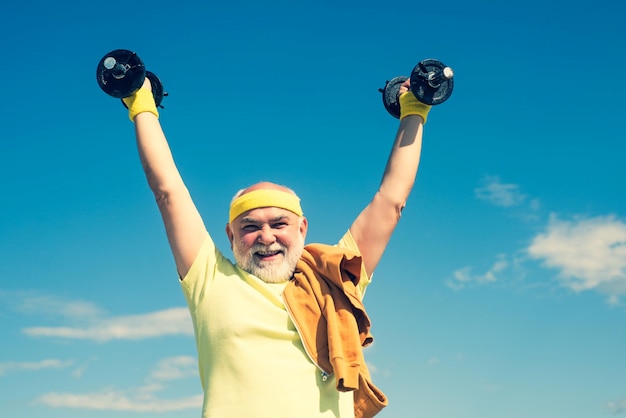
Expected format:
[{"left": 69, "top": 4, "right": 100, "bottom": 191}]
[{"left": 122, "top": 76, "right": 430, "bottom": 418}]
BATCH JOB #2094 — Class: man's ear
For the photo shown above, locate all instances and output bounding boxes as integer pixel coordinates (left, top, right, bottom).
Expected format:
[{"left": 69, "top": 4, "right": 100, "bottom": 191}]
[
  {"left": 299, "top": 217, "right": 308, "bottom": 239},
  {"left": 225, "top": 223, "right": 234, "bottom": 249}
]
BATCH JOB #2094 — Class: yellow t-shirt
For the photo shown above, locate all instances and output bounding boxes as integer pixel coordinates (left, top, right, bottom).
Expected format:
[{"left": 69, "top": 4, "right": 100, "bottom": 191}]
[{"left": 181, "top": 230, "right": 370, "bottom": 418}]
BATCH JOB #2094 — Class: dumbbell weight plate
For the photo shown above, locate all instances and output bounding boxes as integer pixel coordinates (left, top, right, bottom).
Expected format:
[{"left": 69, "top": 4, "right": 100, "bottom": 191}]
[
  {"left": 96, "top": 49, "right": 146, "bottom": 99},
  {"left": 380, "top": 76, "right": 408, "bottom": 119},
  {"left": 145, "top": 71, "right": 166, "bottom": 108},
  {"left": 410, "top": 59, "right": 454, "bottom": 105}
]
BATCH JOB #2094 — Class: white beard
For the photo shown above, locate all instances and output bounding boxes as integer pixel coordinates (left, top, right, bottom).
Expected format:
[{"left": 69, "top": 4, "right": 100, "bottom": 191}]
[{"left": 233, "top": 234, "right": 305, "bottom": 283}]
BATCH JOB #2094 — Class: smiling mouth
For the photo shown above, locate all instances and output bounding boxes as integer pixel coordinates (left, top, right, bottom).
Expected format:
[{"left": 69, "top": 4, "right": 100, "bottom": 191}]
[{"left": 254, "top": 249, "right": 284, "bottom": 261}]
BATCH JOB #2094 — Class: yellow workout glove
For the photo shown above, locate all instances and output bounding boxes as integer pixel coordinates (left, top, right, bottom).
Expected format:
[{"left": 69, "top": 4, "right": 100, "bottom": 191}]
[
  {"left": 122, "top": 88, "right": 159, "bottom": 121},
  {"left": 399, "top": 91, "right": 431, "bottom": 124}
]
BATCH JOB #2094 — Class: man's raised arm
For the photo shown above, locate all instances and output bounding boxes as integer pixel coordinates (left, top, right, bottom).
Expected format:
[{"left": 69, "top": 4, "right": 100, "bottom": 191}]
[
  {"left": 127, "top": 80, "right": 206, "bottom": 278},
  {"left": 349, "top": 82, "right": 431, "bottom": 276}
]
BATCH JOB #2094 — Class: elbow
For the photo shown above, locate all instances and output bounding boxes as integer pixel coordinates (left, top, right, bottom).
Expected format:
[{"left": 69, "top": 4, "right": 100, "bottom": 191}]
[
  {"left": 373, "top": 190, "right": 409, "bottom": 221},
  {"left": 396, "top": 200, "right": 407, "bottom": 218},
  {"left": 378, "top": 181, "right": 414, "bottom": 207},
  {"left": 146, "top": 176, "right": 187, "bottom": 209},
  {"left": 153, "top": 189, "right": 170, "bottom": 209}
]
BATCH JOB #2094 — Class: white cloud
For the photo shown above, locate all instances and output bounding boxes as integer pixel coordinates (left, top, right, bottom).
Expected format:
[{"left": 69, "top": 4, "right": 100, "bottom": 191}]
[
  {"left": 149, "top": 356, "right": 197, "bottom": 381},
  {"left": 366, "top": 362, "right": 377, "bottom": 374},
  {"left": 528, "top": 215, "right": 626, "bottom": 296},
  {"left": 427, "top": 357, "right": 440, "bottom": 366},
  {"left": 475, "top": 176, "right": 527, "bottom": 207},
  {"left": 461, "top": 177, "right": 626, "bottom": 304},
  {"left": 71, "top": 365, "right": 88, "bottom": 379},
  {"left": 607, "top": 295, "right": 621, "bottom": 307},
  {"left": 447, "top": 254, "right": 509, "bottom": 290},
  {"left": 22, "top": 307, "right": 194, "bottom": 342},
  {"left": 35, "top": 388, "right": 202, "bottom": 412},
  {"left": 0, "top": 359, "right": 73, "bottom": 376},
  {"left": 608, "top": 399, "right": 626, "bottom": 415},
  {"left": 16, "top": 295, "right": 104, "bottom": 319},
  {"left": 365, "top": 361, "right": 391, "bottom": 378},
  {"left": 1, "top": 291, "right": 193, "bottom": 342},
  {"left": 0, "top": 291, "right": 103, "bottom": 319},
  {"left": 34, "top": 356, "right": 202, "bottom": 412}
]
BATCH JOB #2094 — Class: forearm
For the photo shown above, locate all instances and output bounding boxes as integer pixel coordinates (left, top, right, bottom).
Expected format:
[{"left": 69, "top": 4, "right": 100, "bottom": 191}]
[
  {"left": 133, "top": 112, "right": 186, "bottom": 198},
  {"left": 378, "top": 114, "right": 424, "bottom": 209}
]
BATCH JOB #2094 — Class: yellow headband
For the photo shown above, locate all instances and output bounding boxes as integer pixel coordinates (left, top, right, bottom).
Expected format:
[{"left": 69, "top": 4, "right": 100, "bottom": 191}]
[{"left": 229, "top": 189, "right": 303, "bottom": 223}]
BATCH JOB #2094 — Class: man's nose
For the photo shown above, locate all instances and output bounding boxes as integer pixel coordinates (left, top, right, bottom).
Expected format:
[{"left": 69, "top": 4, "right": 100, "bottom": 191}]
[{"left": 257, "top": 226, "right": 276, "bottom": 245}]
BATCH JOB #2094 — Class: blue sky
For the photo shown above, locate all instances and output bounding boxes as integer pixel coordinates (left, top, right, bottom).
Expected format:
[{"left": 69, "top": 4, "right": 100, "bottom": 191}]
[{"left": 1, "top": 0, "right": 625, "bottom": 417}]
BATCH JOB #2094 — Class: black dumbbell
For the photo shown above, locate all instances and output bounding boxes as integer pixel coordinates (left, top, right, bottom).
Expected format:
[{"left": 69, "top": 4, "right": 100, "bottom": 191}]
[
  {"left": 380, "top": 58, "right": 454, "bottom": 118},
  {"left": 96, "top": 49, "right": 167, "bottom": 108}
]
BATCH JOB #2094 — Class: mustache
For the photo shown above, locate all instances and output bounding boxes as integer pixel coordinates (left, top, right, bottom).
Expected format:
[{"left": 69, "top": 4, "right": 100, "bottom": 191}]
[{"left": 249, "top": 243, "right": 288, "bottom": 253}]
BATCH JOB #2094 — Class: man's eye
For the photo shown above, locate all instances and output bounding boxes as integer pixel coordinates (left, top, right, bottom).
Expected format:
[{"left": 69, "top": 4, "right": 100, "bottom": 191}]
[
  {"left": 272, "top": 222, "right": 288, "bottom": 229},
  {"left": 242, "top": 225, "right": 260, "bottom": 232}
]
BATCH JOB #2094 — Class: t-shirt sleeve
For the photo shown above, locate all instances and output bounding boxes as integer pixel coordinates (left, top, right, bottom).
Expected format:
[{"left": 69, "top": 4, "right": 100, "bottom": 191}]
[
  {"left": 180, "top": 231, "right": 222, "bottom": 309},
  {"left": 336, "top": 229, "right": 372, "bottom": 297}
]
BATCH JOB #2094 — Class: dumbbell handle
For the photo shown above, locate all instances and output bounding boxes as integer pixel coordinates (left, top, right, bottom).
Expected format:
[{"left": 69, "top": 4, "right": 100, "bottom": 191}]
[
  {"left": 416, "top": 62, "right": 454, "bottom": 89},
  {"left": 102, "top": 55, "right": 134, "bottom": 80}
]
